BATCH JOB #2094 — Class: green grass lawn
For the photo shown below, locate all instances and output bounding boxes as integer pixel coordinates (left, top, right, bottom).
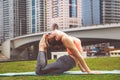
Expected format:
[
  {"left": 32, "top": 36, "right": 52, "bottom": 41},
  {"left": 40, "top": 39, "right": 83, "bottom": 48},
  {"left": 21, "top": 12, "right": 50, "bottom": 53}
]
[{"left": 0, "top": 57, "right": 120, "bottom": 80}]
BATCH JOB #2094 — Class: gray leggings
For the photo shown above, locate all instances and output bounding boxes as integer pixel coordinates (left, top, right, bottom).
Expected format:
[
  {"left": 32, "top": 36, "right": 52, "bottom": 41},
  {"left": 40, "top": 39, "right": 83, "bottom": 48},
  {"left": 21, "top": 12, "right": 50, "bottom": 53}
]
[{"left": 36, "top": 51, "right": 76, "bottom": 75}]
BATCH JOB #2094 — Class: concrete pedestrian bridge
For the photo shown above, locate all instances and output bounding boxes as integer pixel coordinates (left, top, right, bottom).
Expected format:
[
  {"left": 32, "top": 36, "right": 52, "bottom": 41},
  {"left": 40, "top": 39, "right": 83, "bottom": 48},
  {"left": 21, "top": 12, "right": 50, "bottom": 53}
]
[{"left": 2, "top": 23, "right": 120, "bottom": 60}]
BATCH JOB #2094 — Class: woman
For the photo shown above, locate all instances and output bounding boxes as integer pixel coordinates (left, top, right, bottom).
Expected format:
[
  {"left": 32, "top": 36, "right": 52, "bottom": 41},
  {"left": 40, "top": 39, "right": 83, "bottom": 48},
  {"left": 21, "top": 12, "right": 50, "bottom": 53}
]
[{"left": 35, "top": 29, "right": 98, "bottom": 75}]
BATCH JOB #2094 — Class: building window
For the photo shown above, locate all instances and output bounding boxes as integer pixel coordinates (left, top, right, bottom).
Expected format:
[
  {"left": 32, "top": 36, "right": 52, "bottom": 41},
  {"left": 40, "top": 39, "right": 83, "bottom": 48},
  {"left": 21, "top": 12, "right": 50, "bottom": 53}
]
[
  {"left": 69, "top": 25, "right": 77, "bottom": 28},
  {"left": 32, "top": 0, "right": 35, "bottom": 33},
  {"left": 69, "top": 0, "right": 77, "bottom": 17},
  {"left": 32, "top": 27, "right": 35, "bottom": 33},
  {"left": 52, "top": 0, "right": 59, "bottom": 18}
]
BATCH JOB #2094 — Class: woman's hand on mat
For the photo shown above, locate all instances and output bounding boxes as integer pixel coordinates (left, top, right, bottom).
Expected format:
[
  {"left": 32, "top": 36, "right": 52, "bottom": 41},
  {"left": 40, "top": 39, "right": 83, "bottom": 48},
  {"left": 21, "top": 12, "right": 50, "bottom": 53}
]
[
  {"left": 88, "top": 71, "right": 101, "bottom": 74},
  {"left": 39, "top": 34, "right": 48, "bottom": 51}
]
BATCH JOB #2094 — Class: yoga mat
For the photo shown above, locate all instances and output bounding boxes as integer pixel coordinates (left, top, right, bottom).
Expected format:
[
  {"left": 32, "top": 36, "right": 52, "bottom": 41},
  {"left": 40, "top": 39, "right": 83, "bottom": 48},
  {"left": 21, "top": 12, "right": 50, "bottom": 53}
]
[
  {"left": 0, "top": 70, "right": 120, "bottom": 76},
  {"left": 64, "top": 70, "right": 120, "bottom": 75}
]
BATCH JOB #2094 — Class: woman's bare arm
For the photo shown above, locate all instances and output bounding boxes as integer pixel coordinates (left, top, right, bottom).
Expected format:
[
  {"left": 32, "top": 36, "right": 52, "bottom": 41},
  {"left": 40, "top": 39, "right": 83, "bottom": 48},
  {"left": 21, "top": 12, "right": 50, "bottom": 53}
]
[
  {"left": 39, "top": 34, "right": 48, "bottom": 51},
  {"left": 62, "top": 36, "right": 91, "bottom": 73}
]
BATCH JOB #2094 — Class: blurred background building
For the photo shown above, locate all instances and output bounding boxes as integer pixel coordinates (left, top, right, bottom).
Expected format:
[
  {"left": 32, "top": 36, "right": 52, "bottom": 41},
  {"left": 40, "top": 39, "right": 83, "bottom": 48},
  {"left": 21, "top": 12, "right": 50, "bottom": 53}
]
[
  {"left": 26, "top": 0, "right": 45, "bottom": 34},
  {"left": 82, "top": 0, "right": 120, "bottom": 26},
  {"left": 82, "top": 0, "right": 100, "bottom": 26},
  {"left": 0, "top": 0, "right": 3, "bottom": 43},
  {"left": 0, "top": 0, "right": 120, "bottom": 42},
  {"left": 0, "top": 0, "right": 27, "bottom": 42},
  {"left": 0, "top": 0, "right": 120, "bottom": 60},
  {"left": 46, "top": 0, "right": 82, "bottom": 30},
  {"left": 100, "top": 0, "right": 120, "bottom": 24}
]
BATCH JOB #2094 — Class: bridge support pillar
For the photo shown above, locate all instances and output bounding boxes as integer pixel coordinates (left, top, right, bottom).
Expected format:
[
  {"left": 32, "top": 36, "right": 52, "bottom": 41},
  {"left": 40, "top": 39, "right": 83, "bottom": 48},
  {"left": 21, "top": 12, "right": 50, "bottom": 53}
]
[
  {"left": 11, "top": 48, "right": 29, "bottom": 60},
  {"left": 28, "top": 42, "right": 38, "bottom": 60}
]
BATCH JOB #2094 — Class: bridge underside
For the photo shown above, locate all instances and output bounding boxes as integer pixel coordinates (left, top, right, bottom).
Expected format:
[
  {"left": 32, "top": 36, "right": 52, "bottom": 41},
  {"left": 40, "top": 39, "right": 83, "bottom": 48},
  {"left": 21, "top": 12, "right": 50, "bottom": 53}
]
[
  {"left": 10, "top": 38, "right": 120, "bottom": 61},
  {"left": 2, "top": 25, "right": 120, "bottom": 61},
  {"left": 10, "top": 41, "right": 39, "bottom": 60},
  {"left": 81, "top": 38, "right": 120, "bottom": 47}
]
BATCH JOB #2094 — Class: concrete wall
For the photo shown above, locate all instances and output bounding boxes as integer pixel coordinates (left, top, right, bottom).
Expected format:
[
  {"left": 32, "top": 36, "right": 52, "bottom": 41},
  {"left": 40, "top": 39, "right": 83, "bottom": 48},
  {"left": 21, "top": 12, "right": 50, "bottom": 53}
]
[
  {"left": 51, "top": 51, "right": 87, "bottom": 59},
  {"left": 2, "top": 39, "right": 10, "bottom": 58},
  {"left": 109, "top": 50, "right": 120, "bottom": 57}
]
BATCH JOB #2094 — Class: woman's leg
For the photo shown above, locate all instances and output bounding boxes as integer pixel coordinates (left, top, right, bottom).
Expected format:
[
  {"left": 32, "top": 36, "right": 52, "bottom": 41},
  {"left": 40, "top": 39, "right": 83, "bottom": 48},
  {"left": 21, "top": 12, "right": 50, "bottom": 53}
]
[
  {"left": 36, "top": 51, "right": 47, "bottom": 75},
  {"left": 39, "top": 55, "right": 76, "bottom": 75},
  {"left": 40, "top": 61, "right": 65, "bottom": 75},
  {"left": 36, "top": 52, "right": 75, "bottom": 75},
  {"left": 36, "top": 51, "right": 63, "bottom": 75}
]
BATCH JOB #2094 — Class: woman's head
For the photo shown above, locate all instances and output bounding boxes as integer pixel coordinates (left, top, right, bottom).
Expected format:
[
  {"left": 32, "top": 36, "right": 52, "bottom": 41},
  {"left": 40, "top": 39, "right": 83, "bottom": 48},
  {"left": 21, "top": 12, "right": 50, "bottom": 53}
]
[
  {"left": 46, "top": 33, "right": 62, "bottom": 46},
  {"left": 45, "top": 33, "right": 56, "bottom": 46}
]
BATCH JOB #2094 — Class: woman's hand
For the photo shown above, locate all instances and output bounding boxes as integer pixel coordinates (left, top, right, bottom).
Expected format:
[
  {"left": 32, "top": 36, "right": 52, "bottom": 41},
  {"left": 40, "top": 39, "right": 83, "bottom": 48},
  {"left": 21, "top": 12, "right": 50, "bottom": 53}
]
[
  {"left": 88, "top": 71, "right": 101, "bottom": 74},
  {"left": 39, "top": 34, "right": 48, "bottom": 51}
]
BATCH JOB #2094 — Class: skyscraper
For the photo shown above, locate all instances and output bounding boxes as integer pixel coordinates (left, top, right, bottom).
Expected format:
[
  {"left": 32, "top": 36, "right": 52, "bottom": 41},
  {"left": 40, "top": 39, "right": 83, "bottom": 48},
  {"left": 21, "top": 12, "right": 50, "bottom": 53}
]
[
  {"left": 0, "top": 0, "right": 3, "bottom": 42},
  {"left": 0, "top": 0, "right": 27, "bottom": 42},
  {"left": 0, "top": 0, "right": 14, "bottom": 42},
  {"left": 82, "top": 0, "right": 100, "bottom": 26},
  {"left": 18, "top": 0, "right": 27, "bottom": 36},
  {"left": 100, "top": 0, "right": 120, "bottom": 24},
  {"left": 46, "top": 0, "right": 82, "bottom": 30},
  {"left": 26, "top": 0, "right": 45, "bottom": 34}
]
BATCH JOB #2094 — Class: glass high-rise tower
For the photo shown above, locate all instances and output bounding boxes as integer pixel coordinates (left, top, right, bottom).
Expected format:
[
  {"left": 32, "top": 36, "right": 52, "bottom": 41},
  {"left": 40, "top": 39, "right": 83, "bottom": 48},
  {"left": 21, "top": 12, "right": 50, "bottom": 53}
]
[
  {"left": 82, "top": 0, "right": 120, "bottom": 26},
  {"left": 26, "top": 0, "right": 45, "bottom": 34},
  {"left": 0, "top": 0, "right": 3, "bottom": 42},
  {"left": 100, "top": 0, "right": 120, "bottom": 24},
  {"left": 0, "top": 0, "right": 27, "bottom": 42},
  {"left": 82, "top": 0, "right": 100, "bottom": 26}
]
